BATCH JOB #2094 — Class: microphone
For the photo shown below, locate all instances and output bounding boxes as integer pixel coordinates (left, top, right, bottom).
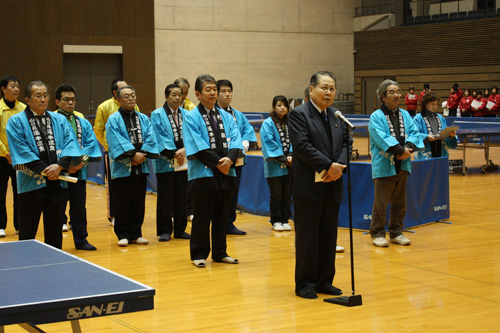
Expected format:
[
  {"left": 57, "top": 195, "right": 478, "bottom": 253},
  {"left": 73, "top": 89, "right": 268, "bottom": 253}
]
[{"left": 334, "top": 110, "right": 356, "bottom": 130}]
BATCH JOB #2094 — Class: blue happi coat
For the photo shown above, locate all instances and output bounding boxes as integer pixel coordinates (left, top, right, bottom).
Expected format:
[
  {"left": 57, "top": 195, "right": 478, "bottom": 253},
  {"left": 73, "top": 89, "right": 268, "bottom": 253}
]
[
  {"left": 260, "top": 117, "right": 292, "bottom": 178},
  {"left": 413, "top": 113, "right": 457, "bottom": 160},
  {"left": 182, "top": 106, "right": 243, "bottom": 181},
  {"left": 6, "top": 110, "right": 82, "bottom": 194},
  {"left": 226, "top": 108, "right": 257, "bottom": 166},
  {"left": 369, "top": 108, "right": 424, "bottom": 179},
  {"left": 151, "top": 106, "right": 187, "bottom": 174},
  {"left": 105, "top": 111, "right": 159, "bottom": 179}
]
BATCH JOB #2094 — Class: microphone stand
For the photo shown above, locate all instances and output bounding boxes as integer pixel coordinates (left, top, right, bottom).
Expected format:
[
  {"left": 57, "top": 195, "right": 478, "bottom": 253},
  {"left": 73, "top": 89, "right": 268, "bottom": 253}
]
[{"left": 324, "top": 124, "right": 362, "bottom": 307}]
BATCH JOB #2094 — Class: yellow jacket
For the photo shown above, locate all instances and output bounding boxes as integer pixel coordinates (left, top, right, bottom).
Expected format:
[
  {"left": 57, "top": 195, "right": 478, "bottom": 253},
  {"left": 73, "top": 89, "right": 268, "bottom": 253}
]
[
  {"left": 93, "top": 97, "right": 140, "bottom": 151},
  {"left": 0, "top": 98, "right": 26, "bottom": 157},
  {"left": 183, "top": 98, "right": 196, "bottom": 111}
]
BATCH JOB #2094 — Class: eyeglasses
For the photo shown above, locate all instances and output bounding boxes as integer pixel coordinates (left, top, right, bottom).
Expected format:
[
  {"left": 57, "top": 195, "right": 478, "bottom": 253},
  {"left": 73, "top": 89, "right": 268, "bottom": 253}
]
[
  {"left": 121, "top": 94, "right": 136, "bottom": 100},
  {"left": 387, "top": 90, "right": 402, "bottom": 96},
  {"left": 32, "top": 94, "right": 50, "bottom": 100},
  {"left": 61, "top": 98, "right": 77, "bottom": 103},
  {"left": 315, "top": 85, "right": 336, "bottom": 93}
]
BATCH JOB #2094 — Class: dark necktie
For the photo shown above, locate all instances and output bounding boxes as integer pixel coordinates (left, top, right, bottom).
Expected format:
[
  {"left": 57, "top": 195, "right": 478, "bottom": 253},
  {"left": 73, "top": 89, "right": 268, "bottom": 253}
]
[
  {"left": 36, "top": 115, "right": 47, "bottom": 136},
  {"left": 209, "top": 110, "right": 218, "bottom": 131},
  {"left": 321, "top": 111, "right": 328, "bottom": 122}
]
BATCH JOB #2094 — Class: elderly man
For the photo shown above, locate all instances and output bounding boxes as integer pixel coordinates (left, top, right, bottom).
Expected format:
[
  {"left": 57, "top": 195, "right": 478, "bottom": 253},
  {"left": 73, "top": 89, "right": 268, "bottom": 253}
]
[
  {"left": 55, "top": 84, "right": 102, "bottom": 250},
  {"left": 151, "top": 83, "right": 190, "bottom": 242},
  {"left": 289, "top": 71, "right": 351, "bottom": 299},
  {"left": 182, "top": 74, "right": 243, "bottom": 268},
  {"left": 216, "top": 79, "right": 258, "bottom": 235},
  {"left": 105, "top": 86, "right": 159, "bottom": 247},
  {"left": 0, "top": 75, "right": 25, "bottom": 237},
  {"left": 94, "top": 79, "right": 140, "bottom": 226},
  {"left": 368, "top": 80, "right": 424, "bottom": 247},
  {"left": 6, "top": 81, "right": 82, "bottom": 249},
  {"left": 174, "top": 78, "right": 196, "bottom": 111}
]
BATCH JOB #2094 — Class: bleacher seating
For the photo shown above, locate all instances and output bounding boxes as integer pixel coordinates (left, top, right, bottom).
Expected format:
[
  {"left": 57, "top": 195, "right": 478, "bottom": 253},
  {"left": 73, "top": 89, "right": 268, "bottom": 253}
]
[{"left": 404, "top": 8, "right": 500, "bottom": 26}]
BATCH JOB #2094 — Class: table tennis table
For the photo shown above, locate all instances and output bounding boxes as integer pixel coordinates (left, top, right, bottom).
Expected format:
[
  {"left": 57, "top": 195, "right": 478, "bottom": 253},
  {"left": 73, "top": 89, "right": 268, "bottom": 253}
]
[
  {"left": 0, "top": 240, "right": 155, "bottom": 332},
  {"left": 456, "top": 126, "right": 500, "bottom": 174},
  {"left": 347, "top": 119, "right": 370, "bottom": 159}
]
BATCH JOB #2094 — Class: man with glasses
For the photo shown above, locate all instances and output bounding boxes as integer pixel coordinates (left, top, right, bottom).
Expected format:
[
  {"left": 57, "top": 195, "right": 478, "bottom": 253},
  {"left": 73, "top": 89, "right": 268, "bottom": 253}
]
[
  {"left": 289, "top": 71, "right": 352, "bottom": 299},
  {"left": 55, "top": 84, "right": 102, "bottom": 250},
  {"left": 0, "top": 75, "right": 25, "bottom": 237},
  {"left": 368, "top": 80, "right": 423, "bottom": 248},
  {"left": 105, "top": 86, "right": 159, "bottom": 247},
  {"left": 6, "top": 81, "right": 82, "bottom": 249},
  {"left": 94, "top": 79, "right": 140, "bottom": 226}
]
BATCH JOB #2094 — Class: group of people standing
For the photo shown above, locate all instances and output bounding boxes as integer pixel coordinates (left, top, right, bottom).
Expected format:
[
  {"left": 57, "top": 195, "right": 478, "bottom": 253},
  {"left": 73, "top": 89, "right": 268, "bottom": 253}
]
[
  {"left": 405, "top": 82, "right": 500, "bottom": 117},
  {"left": 0, "top": 72, "right": 460, "bottom": 300}
]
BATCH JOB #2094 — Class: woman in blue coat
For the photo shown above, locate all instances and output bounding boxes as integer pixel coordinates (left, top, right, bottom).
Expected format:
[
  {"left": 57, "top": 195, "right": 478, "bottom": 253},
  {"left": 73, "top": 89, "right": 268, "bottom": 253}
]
[
  {"left": 261, "top": 96, "right": 293, "bottom": 231},
  {"left": 413, "top": 91, "right": 457, "bottom": 160}
]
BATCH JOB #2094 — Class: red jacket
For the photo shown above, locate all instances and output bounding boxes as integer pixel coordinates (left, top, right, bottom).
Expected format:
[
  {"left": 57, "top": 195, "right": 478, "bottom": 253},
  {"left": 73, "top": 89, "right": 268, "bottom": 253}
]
[
  {"left": 405, "top": 93, "right": 418, "bottom": 111},
  {"left": 419, "top": 90, "right": 428, "bottom": 102},
  {"left": 459, "top": 96, "right": 473, "bottom": 115},
  {"left": 447, "top": 88, "right": 463, "bottom": 109},
  {"left": 485, "top": 94, "right": 500, "bottom": 115},
  {"left": 472, "top": 97, "right": 486, "bottom": 117}
]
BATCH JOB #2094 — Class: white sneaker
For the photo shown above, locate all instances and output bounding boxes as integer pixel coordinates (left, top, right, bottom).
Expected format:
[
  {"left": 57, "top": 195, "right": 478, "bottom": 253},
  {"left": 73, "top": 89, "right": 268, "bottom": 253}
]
[
  {"left": 187, "top": 215, "right": 194, "bottom": 222},
  {"left": 372, "top": 237, "right": 389, "bottom": 247},
  {"left": 111, "top": 218, "right": 115, "bottom": 227},
  {"left": 62, "top": 224, "right": 69, "bottom": 232},
  {"left": 273, "top": 222, "right": 284, "bottom": 231},
  {"left": 0, "top": 229, "right": 5, "bottom": 238},
  {"left": 282, "top": 223, "right": 292, "bottom": 231},
  {"left": 130, "top": 237, "right": 149, "bottom": 245},
  {"left": 117, "top": 238, "right": 129, "bottom": 247},
  {"left": 390, "top": 234, "right": 411, "bottom": 245},
  {"left": 15, "top": 229, "right": 19, "bottom": 235},
  {"left": 336, "top": 245, "right": 345, "bottom": 253}
]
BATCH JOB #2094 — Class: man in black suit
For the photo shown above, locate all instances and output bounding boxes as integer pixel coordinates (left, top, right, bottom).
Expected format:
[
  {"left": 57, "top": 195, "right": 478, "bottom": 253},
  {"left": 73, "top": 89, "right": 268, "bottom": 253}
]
[{"left": 289, "top": 71, "right": 351, "bottom": 299}]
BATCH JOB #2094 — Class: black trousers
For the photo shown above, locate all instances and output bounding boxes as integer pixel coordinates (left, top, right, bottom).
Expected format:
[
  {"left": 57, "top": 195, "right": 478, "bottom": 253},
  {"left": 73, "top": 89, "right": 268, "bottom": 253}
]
[
  {"left": 190, "top": 188, "right": 233, "bottom": 261},
  {"left": 266, "top": 174, "right": 291, "bottom": 224},
  {"left": 0, "top": 157, "right": 18, "bottom": 230},
  {"left": 156, "top": 171, "right": 188, "bottom": 237},
  {"left": 227, "top": 166, "right": 243, "bottom": 229},
  {"left": 294, "top": 194, "right": 339, "bottom": 292},
  {"left": 112, "top": 174, "right": 147, "bottom": 240},
  {"left": 59, "top": 180, "right": 89, "bottom": 247},
  {"left": 448, "top": 108, "right": 458, "bottom": 117},
  {"left": 18, "top": 189, "right": 62, "bottom": 249},
  {"left": 104, "top": 152, "right": 116, "bottom": 220}
]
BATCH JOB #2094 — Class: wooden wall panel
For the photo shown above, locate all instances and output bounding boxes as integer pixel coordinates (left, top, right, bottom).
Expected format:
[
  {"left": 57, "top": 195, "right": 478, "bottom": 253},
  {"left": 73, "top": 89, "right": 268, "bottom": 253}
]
[
  {"left": 0, "top": 0, "right": 155, "bottom": 114},
  {"left": 354, "top": 18, "right": 500, "bottom": 113}
]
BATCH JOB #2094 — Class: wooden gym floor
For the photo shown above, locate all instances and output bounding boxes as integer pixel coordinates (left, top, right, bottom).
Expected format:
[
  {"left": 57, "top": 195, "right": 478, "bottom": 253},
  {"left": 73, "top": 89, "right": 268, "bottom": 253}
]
[{"left": 1, "top": 137, "right": 499, "bottom": 332}]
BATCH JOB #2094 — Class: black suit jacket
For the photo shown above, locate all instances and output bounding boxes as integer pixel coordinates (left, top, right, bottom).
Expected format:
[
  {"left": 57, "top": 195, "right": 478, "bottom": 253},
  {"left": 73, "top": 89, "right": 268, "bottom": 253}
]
[{"left": 288, "top": 101, "right": 351, "bottom": 203}]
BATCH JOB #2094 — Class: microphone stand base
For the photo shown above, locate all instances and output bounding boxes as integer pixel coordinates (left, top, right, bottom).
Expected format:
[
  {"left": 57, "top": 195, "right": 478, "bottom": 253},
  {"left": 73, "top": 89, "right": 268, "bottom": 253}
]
[{"left": 324, "top": 294, "right": 362, "bottom": 307}]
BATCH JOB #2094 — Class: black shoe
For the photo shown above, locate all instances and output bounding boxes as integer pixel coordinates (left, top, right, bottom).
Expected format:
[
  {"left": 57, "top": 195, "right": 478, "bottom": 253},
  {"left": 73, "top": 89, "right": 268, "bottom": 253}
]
[
  {"left": 296, "top": 286, "right": 318, "bottom": 299},
  {"left": 76, "top": 242, "right": 97, "bottom": 251},
  {"left": 159, "top": 233, "right": 171, "bottom": 242},
  {"left": 227, "top": 226, "right": 247, "bottom": 235},
  {"left": 174, "top": 232, "right": 191, "bottom": 239},
  {"left": 316, "top": 285, "right": 342, "bottom": 296}
]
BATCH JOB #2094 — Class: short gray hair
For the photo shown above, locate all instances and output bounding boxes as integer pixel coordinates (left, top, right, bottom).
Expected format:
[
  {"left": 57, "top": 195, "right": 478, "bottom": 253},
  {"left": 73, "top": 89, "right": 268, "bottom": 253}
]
[
  {"left": 116, "top": 85, "right": 135, "bottom": 98},
  {"left": 25, "top": 81, "right": 47, "bottom": 99},
  {"left": 376, "top": 79, "right": 399, "bottom": 102}
]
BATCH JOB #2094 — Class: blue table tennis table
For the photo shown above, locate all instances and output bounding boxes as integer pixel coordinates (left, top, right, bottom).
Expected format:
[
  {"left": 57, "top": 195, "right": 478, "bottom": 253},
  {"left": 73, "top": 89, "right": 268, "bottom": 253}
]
[
  {"left": 456, "top": 127, "right": 500, "bottom": 174},
  {"left": 0, "top": 240, "right": 155, "bottom": 332}
]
